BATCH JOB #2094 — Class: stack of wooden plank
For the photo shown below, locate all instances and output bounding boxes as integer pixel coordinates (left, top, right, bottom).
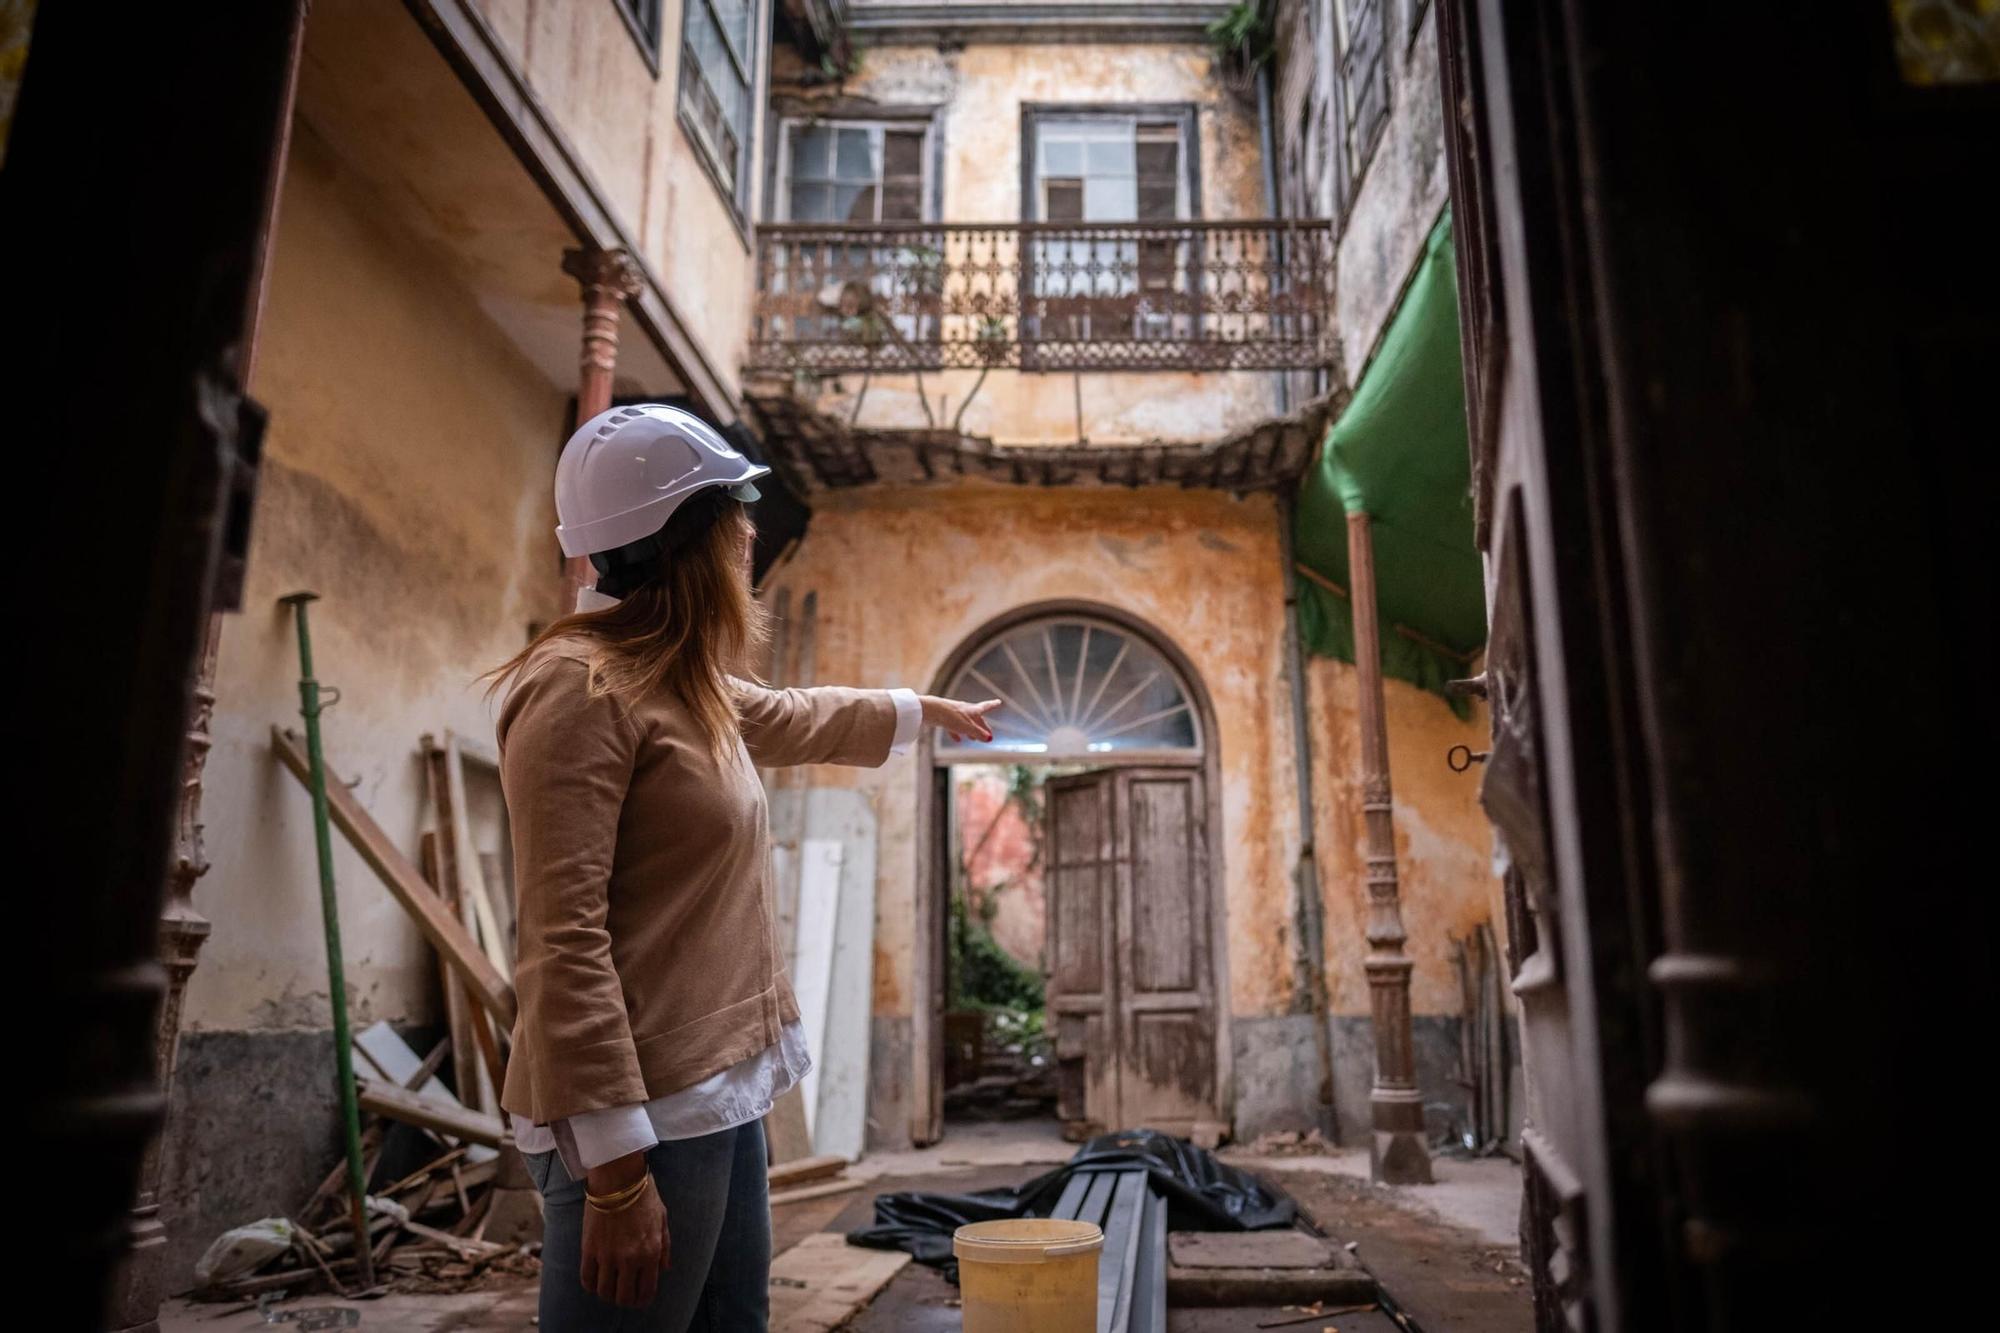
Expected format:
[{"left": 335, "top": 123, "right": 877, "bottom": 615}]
[{"left": 246, "top": 729, "right": 530, "bottom": 1299}]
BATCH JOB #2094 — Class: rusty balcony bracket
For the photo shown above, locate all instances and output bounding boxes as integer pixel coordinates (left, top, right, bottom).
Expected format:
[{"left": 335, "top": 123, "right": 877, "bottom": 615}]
[{"left": 750, "top": 218, "right": 1339, "bottom": 374}]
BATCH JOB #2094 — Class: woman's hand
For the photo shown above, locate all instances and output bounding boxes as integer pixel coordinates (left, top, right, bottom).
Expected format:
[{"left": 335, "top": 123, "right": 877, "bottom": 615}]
[
  {"left": 921, "top": 695, "right": 1001, "bottom": 743},
  {"left": 581, "top": 1152, "right": 669, "bottom": 1308}
]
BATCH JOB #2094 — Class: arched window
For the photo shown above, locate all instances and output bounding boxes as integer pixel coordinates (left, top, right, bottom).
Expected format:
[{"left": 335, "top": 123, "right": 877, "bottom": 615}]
[{"left": 939, "top": 615, "right": 1201, "bottom": 761}]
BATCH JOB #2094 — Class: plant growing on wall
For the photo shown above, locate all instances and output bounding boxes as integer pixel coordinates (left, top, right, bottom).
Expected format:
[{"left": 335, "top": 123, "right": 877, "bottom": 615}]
[{"left": 1207, "top": 1, "right": 1273, "bottom": 98}]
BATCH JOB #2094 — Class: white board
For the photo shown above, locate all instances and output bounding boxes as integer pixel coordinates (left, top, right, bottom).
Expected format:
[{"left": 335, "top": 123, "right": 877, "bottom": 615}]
[
  {"left": 352, "top": 1020, "right": 496, "bottom": 1163},
  {"left": 792, "top": 838, "right": 844, "bottom": 1140},
  {"left": 805, "top": 789, "right": 878, "bottom": 1164}
]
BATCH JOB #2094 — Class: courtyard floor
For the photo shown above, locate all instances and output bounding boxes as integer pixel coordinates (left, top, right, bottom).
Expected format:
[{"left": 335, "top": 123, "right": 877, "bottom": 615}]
[{"left": 160, "top": 1121, "right": 1529, "bottom": 1332}]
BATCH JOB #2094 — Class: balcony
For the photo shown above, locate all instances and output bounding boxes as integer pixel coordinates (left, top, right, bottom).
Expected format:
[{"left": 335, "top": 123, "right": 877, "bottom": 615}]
[{"left": 749, "top": 219, "right": 1337, "bottom": 375}]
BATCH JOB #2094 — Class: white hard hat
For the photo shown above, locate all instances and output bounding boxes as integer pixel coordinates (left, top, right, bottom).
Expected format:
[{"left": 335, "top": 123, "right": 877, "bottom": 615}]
[{"left": 554, "top": 404, "right": 770, "bottom": 559}]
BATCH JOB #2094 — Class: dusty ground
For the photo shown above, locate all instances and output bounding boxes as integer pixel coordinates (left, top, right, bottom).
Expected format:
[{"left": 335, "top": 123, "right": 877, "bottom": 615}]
[
  {"left": 1265, "top": 1162, "right": 1531, "bottom": 1333},
  {"left": 159, "top": 1124, "right": 1530, "bottom": 1332}
]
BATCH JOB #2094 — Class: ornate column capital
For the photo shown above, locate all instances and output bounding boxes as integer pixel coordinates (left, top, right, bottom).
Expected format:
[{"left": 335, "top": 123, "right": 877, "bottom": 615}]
[{"left": 561, "top": 246, "right": 644, "bottom": 302}]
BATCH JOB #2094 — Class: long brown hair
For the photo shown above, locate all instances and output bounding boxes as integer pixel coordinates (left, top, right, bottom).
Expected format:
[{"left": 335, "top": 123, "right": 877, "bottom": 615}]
[{"left": 488, "top": 490, "right": 768, "bottom": 759}]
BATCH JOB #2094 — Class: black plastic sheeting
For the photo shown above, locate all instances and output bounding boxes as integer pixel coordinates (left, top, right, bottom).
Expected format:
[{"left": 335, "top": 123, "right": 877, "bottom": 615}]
[{"left": 846, "top": 1129, "right": 1295, "bottom": 1275}]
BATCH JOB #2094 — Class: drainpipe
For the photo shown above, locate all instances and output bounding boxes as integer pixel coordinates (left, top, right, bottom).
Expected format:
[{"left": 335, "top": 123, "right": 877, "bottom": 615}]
[
  {"left": 1278, "top": 486, "right": 1336, "bottom": 1140},
  {"left": 1256, "top": 59, "right": 1291, "bottom": 416}
]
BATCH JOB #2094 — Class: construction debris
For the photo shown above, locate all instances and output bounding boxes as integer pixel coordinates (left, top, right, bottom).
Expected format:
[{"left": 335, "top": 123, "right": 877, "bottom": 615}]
[
  {"left": 1243, "top": 1128, "right": 1336, "bottom": 1157},
  {"left": 193, "top": 732, "right": 542, "bottom": 1302},
  {"left": 191, "top": 1068, "right": 539, "bottom": 1302}
]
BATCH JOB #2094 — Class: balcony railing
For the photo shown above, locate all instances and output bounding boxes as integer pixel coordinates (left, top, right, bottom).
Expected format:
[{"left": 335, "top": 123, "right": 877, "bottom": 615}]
[{"left": 749, "top": 219, "right": 1337, "bottom": 374}]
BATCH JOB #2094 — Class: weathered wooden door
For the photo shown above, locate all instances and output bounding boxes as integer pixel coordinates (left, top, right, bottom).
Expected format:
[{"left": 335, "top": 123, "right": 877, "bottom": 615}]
[
  {"left": 1046, "top": 768, "right": 1218, "bottom": 1137},
  {"left": 1046, "top": 772, "right": 1119, "bottom": 1133}
]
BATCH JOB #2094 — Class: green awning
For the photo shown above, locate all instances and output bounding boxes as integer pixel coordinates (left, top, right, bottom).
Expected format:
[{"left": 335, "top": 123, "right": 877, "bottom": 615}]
[{"left": 1294, "top": 210, "right": 1486, "bottom": 715}]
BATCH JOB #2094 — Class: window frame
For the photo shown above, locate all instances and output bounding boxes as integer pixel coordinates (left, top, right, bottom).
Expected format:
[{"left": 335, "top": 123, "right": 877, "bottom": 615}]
[
  {"left": 771, "top": 117, "right": 938, "bottom": 224},
  {"left": 677, "top": 0, "right": 767, "bottom": 237},
  {"left": 1015, "top": 103, "right": 1204, "bottom": 361},
  {"left": 1330, "top": 0, "right": 1391, "bottom": 215},
  {"left": 932, "top": 613, "right": 1206, "bottom": 765},
  {"left": 611, "top": 0, "right": 665, "bottom": 74},
  {"left": 1017, "top": 103, "right": 1202, "bottom": 225}
]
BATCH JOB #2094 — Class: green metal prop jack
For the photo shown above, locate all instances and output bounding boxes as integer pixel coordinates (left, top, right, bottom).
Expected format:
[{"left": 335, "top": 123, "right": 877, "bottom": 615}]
[{"left": 280, "top": 591, "right": 376, "bottom": 1292}]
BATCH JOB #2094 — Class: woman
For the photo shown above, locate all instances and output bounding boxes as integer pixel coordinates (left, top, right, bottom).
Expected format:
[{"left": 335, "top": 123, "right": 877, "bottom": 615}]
[{"left": 490, "top": 404, "right": 998, "bottom": 1330}]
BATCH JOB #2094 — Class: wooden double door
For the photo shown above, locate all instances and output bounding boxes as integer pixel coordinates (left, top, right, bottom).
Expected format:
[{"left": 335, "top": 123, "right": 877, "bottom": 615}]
[{"left": 1044, "top": 767, "right": 1221, "bottom": 1139}]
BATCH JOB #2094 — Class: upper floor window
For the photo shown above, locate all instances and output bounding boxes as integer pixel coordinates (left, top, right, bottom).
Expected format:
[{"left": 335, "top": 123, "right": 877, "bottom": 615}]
[
  {"left": 614, "top": 0, "right": 665, "bottom": 68},
  {"left": 680, "top": 0, "right": 757, "bottom": 217},
  {"left": 776, "top": 120, "right": 930, "bottom": 222},
  {"left": 1021, "top": 108, "right": 1197, "bottom": 346},
  {"left": 1029, "top": 116, "right": 1188, "bottom": 223},
  {"left": 1333, "top": 0, "right": 1390, "bottom": 199}
]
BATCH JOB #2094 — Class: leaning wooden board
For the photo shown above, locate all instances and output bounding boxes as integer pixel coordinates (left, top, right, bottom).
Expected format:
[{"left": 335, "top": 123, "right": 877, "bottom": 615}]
[{"left": 273, "top": 726, "right": 517, "bottom": 1028}]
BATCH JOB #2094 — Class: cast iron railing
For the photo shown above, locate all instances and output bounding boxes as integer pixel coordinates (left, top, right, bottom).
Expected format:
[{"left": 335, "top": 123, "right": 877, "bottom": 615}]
[{"left": 749, "top": 219, "right": 1337, "bottom": 374}]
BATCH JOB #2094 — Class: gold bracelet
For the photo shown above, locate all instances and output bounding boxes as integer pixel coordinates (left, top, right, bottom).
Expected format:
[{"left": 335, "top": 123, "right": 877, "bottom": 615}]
[{"left": 585, "top": 1174, "right": 652, "bottom": 1213}]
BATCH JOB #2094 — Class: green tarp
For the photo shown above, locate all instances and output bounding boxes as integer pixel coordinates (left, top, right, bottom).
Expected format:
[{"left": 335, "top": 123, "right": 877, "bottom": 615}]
[{"left": 1294, "top": 210, "right": 1486, "bottom": 715}]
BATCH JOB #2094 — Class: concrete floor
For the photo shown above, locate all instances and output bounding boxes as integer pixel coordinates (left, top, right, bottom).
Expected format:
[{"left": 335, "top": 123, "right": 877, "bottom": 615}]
[
  {"left": 1220, "top": 1147, "right": 1524, "bottom": 1250},
  {"left": 161, "top": 1127, "right": 1529, "bottom": 1332}
]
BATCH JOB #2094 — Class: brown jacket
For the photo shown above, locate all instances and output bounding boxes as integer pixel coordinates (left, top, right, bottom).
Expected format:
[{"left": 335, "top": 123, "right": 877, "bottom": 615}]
[{"left": 496, "top": 638, "right": 897, "bottom": 1125}]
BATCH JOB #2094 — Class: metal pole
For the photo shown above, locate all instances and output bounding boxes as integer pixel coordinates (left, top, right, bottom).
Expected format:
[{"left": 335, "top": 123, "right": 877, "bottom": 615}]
[
  {"left": 280, "top": 591, "right": 376, "bottom": 1289},
  {"left": 1277, "top": 487, "right": 1337, "bottom": 1140}
]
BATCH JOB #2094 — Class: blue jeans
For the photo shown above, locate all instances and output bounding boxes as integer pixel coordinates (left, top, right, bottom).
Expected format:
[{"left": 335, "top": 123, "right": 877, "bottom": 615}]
[{"left": 525, "top": 1120, "right": 770, "bottom": 1332}]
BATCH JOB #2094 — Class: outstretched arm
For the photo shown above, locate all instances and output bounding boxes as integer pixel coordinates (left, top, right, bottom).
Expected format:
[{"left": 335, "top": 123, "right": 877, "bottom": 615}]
[
  {"left": 919, "top": 694, "right": 1001, "bottom": 744},
  {"left": 733, "top": 680, "right": 1001, "bottom": 766}
]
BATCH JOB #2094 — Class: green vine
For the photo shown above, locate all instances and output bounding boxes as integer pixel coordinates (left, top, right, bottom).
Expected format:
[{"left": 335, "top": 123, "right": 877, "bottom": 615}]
[{"left": 1206, "top": 1, "right": 1273, "bottom": 74}]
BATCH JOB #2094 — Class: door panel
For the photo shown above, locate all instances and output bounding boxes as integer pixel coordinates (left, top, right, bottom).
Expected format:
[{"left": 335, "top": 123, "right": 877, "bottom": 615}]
[
  {"left": 1045, "top": 772, "right": 1118, "bottom": 1134},
  {"left": 1126, "top": 776, "right": 1199, "bottom": 992},
  {"left": 1113, "top": 769, "right": 1216, "bottom": 1132}
]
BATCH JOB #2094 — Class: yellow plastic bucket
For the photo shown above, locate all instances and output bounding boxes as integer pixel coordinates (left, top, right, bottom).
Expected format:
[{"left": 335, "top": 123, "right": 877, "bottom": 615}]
[{"left": 953, "top": 1218, "right": 1103, "bottom": 1333}]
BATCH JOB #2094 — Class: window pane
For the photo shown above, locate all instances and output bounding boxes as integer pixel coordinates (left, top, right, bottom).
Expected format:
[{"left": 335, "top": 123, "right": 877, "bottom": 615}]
[
  {"left": 679, "top": 6, "right": 750, "bottom": 198},
  {"left": 944, "top": 618, "right": 1199, "bottom": 758},
  {"left": 883, "top": 129, "right": 925, "bottom": 178},
  {"left": 711, "top": 0, "right": 752, "bottom": 62},
  {"left": 835, "top": 128, "right": 876, "bottom": 182},
  {"left": 1084, "top": 175, "right": 1136, "bottom": 220},
  {"left": 881, "top": 182, "right": 923, "bottom": 221},
  {"left": 789, "top": 182, "right": 832, "bottom": 221},
  {"left": 790, "top": 125, "right": 832, "bottom": 178},
  {"left": 1044, "top": 179, "right": 1084, "bottom": 222},
  {"left": 833, "top": 183, "right": 875, "bottom": 221},
  {"left": 1137, "top": 182, "right": 1178, "bottom": 220},
  {"left": 1042, "top": 138, "right": 1084, "bottom": 176},
  {"left": 1135, "top": 135, "right": 1179, "bottom": 179},
  {"left": 1086, "top": 137, "right": 1135, "bottom": 176}
]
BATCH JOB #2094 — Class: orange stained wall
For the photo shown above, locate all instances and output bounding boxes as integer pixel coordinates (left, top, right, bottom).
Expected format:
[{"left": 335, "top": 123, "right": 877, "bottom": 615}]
[{"left": 760, "top": 482, "right": 1500, "bottom": 1032}]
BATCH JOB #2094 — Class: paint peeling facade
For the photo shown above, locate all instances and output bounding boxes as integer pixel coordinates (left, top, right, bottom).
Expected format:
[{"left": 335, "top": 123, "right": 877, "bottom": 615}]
[
  {"left": 760, "top": 30, "right": 1282, "bottom": 445},
  {"left": 159, "top": 0, "right": 776, "bottom": 1284},
  {"left": 154, "top": 0, "right": 1501, "bottom": 1289}
]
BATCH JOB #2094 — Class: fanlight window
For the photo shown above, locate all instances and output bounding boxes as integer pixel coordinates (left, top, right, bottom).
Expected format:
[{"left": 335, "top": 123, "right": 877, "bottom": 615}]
[{"left": 940, "top": 617, "right": 1200, "bottom": 760}]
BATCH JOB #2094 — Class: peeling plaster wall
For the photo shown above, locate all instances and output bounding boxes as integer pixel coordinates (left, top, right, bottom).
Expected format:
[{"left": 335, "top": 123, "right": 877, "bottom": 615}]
[
  {"left": 763, "top": 483, "right": 1497, "bottom": 1138},
  {"left": 186, "top": 122, "right": 564, "bottom": 1038},
  {"left": 1331, "top": 4, "right": 1450, "bottom": 386},
  {"left": 162, "top": 115, "right": 566, "bottom": 1286},
  {"left": 769, "top": 41, "right": 1282, "bottom": 444},
  {"left": 476, "top": 0, "right": 760, "bottom": 403}
]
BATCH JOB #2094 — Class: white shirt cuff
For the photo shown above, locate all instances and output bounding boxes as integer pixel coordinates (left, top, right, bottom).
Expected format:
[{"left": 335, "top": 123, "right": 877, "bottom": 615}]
[
  {"left": 888, "top": 687, "right": 922, "bottom": 755},
  {"left": 562, "top": 1103, "right": 660, "bottom": 1172}
]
